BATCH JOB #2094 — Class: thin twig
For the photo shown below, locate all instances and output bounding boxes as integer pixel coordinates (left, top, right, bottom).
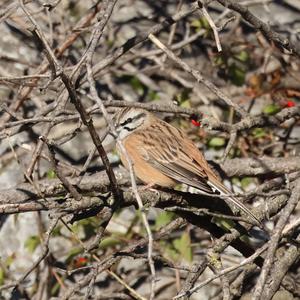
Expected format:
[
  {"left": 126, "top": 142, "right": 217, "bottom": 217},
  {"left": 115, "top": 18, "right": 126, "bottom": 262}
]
[
  {"left": 198, "top": 0, "right": 222, "bottom": 52},
  {"left": 252, "top": 178, "right": 300, "bottom": 299},
  {"left": 174, "top": 244, "right": 266, "bottom": 299},
  {"left": 87, "top": 55, "right": 157, "bottom": 300},
  {"left": 84, "top": 0, "right": 156, "bottom": 296},
  {"left": 40, "top": 136, "right": 82, "bottom": 201},
  {"left": 148, "top": 33, "right": 247, "bottom": 117},
  {"left": 107, "top": 270, "right": 147, "bottom": 300},
  {"left": 0, "top": 216, "right": 60, "bottom": 291},
  {"left": 220, "top": 130, "right": 237, "bottom": 163},
  {"left": 216, "top": 0, "right": 300, "bottom": 56}
]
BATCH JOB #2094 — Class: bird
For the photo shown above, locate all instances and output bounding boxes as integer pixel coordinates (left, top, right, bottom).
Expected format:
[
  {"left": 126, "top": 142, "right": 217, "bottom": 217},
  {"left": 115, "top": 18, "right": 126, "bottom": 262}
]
[{"left": 114, "top": 107, "right": 260, "bottom": 225}]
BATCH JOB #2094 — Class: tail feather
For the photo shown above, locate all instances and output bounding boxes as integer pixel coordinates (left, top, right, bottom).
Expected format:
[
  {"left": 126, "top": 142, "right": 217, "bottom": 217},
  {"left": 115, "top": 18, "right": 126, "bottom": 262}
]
[{"left": 207, "top": 180, "right": 261, "bottom": 226}]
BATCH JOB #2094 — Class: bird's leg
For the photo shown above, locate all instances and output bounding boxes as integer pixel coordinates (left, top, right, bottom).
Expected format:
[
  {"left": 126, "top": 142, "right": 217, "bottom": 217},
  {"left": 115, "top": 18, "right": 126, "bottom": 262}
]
[
  {"left": 138, "top": 182, "right": 156, "bottom": 191},
  {"left": 134, "top": 183, "right": 160, "bottom": 198}
]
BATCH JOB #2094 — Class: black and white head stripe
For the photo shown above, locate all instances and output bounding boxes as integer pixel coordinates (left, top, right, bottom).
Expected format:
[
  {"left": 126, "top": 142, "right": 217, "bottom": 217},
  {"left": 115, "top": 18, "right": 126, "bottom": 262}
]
[
  {"left": 115, "top": 108, "right": 148, "bottom": 139},
  {"left": 120, "top": 112, "right": 146, "bottom": 131}
]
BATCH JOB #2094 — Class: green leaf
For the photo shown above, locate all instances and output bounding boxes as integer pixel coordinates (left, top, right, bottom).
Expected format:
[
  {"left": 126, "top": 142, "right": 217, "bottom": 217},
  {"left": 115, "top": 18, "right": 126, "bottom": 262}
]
[
  {"left": 208, "top": 137, "right": 226, "bottom": 148},
  {"left": 155, "top": 212, "right": 175, "bottom": 230},
  {"left": 72, "top": 217, "right": 99, "bottom": 240},
  {"left": 5, "top": 254, "right": 15, "bottom": 267},
  {"left": 191, "top": 17, "right": 210, "bottom": 30},
  {"left": 47, "top": 169, "right": 56, "bottom": 179},
  {"left": 241, "top": 177, "right": 252, "bottom": 189},
  {"left": 99, "top": 236, "right": 121, "bottom": 249},
  {"left": 180, "top": 100, "right": 191, "bottom": 108},
  {"left": 82, "top": 222, "right": 97, "bottom": 240},
  {"left": 232, "top": 177, "right": 240, "bottom": 185},
  {"left": 252, "top": 128, "right": 266, "bottom": 139},
  {"left": 191, "top": 19, "right": 202, "bottom": 29},
  {"left": 173, "top": 232, "right": 193, "bottom": 263},
  {"left": 161, "top": 241, "right": 179, "bottom": 261},
  {"left": 107, "top": 39, "right": 114, "bottom": 48},
  {"left": 51, "top": 281, "right": 61, "bottom": 296},
  {"left": 120, "top": 75, "right": 145, "bottom": 95},
  {"left": 228, "top": 64, "right": 246, "bottom": 86},
  {"left": 175, "top": 89, "right": 191, "bottom": 106},
  {"left": 212, "top": 216, "right": 235, "bottom": 231},
  {"left": 240, "top": 234, "right": 250, "bottom": 244},
  {"left": 129, "top": 77, "right": 144, "bottom": 94},
  {"left": 234, "top": 50, "right": 249, "bottom": 62},
  {"left": 51, "top": 226, "right": 62, "bottom": 237},
  {"left": 214, "top": 55, "right": 225, "bottom": 67},
  {"left": 263, "top": 104, "right": 281, "bottom": 115},
  {"left": 149, "top": 90, "right": 160, "bottom": 101},
  {"left": 0, "top": 268, "right": 4, "bottom": 286},
  {"left": 25, "top": 236, "right": 40, "bottom": 253}
]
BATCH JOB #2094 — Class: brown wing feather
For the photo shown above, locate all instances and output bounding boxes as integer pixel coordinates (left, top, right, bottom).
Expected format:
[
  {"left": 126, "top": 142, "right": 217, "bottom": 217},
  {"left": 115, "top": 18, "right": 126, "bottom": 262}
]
[{"left": 139, "top": 119, "right": 216, "bottom": 194}]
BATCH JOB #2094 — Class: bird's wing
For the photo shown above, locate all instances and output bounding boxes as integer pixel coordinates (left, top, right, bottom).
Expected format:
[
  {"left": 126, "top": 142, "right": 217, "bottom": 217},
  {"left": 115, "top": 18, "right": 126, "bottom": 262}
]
[
  {"left": 147, "top": 153, "right": 214, "bottom": 194},
  {"left": 141, "top": 122, "right": 215, "bottom": 195}
]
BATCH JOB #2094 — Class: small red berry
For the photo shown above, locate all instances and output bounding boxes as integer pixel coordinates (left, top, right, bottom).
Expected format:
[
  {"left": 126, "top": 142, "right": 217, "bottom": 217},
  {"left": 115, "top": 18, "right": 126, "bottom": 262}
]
[
  {"left": 286, "top": 100, "right": 296, "bottom": 107},
  {"left": 191, "top": 119, "right": 201, "bottom": 127},
  {"left": 74, "top": 256, "right": 88, "bottom": 267}
]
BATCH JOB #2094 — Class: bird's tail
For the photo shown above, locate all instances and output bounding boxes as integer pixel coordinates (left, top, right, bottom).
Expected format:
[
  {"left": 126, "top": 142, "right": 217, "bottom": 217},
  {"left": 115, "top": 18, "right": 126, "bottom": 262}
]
[{"left": 207, "top": 180, "right": 261, "bottom": 226}]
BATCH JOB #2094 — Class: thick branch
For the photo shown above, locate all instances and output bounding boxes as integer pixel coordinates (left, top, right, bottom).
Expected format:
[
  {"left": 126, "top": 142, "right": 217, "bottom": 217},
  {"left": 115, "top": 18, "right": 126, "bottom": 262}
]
[
  {"left": 221, "top": 156, "right": 300, "bottom": 177},
  {"left": 216, "top": 0, "right": 300, "bottom": 56}
]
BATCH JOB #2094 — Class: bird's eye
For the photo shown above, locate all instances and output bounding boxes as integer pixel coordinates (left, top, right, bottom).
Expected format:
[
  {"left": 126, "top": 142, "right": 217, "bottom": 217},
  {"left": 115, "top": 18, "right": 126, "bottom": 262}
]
[{"left": 120, "top": 117, "right": 133, "bottom": 126}]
